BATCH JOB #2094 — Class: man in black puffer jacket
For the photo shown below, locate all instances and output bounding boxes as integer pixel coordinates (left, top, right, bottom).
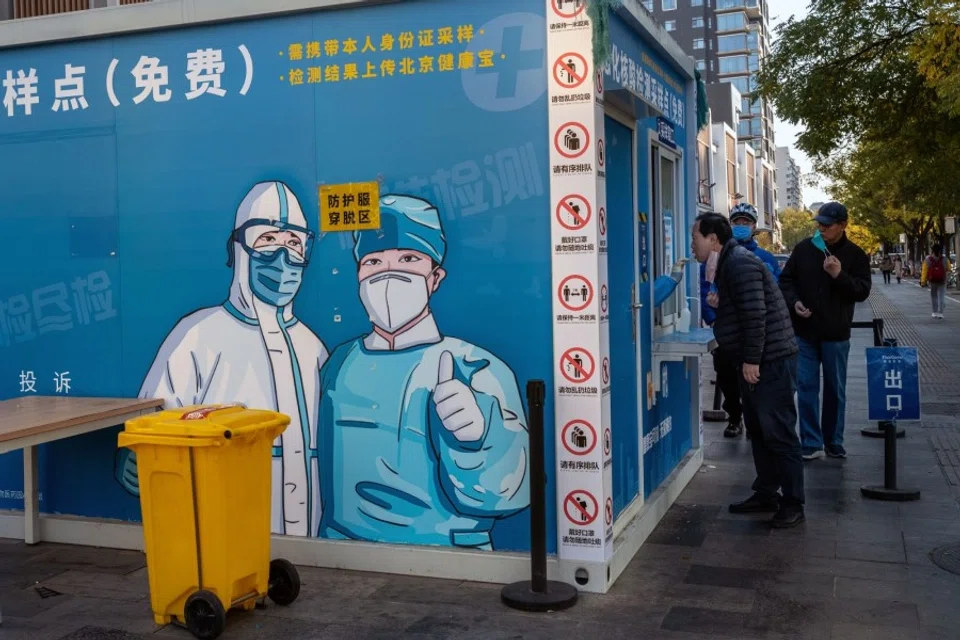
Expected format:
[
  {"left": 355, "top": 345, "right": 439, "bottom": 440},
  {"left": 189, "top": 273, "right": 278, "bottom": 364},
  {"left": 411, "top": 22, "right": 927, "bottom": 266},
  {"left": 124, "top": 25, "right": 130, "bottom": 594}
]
[{"left": 692, "top": 213, "right": 805, "bottom": 528}]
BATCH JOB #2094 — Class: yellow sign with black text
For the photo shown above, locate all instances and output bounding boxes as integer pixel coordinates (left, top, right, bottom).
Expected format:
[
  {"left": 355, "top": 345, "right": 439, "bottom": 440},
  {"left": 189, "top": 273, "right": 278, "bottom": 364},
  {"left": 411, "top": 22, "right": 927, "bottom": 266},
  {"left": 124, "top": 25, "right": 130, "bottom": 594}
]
[{"left": 319, "top": 182, "right": 380, "bottom": 232}]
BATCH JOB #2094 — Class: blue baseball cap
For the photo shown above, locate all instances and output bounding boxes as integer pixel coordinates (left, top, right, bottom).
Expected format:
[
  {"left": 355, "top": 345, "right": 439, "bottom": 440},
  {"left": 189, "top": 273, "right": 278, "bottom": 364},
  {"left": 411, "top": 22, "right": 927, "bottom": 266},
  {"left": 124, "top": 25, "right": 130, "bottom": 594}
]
[{"left": 814, "top": 202, "right": 848, "bottom": 226}]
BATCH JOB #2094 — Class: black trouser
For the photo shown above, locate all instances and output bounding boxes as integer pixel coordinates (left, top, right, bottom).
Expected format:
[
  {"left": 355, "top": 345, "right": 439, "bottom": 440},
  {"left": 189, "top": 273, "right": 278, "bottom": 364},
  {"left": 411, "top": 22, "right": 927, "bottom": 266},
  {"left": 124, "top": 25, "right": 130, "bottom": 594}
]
[
  {"left": 713, "top": 349, "right": 742, "bottom": 424},
  {"left": 882, "top": 270, "right": 892, "bottom": 283},
  {"left": 738, "top": 355, "right": 805, "bottom": 507}
]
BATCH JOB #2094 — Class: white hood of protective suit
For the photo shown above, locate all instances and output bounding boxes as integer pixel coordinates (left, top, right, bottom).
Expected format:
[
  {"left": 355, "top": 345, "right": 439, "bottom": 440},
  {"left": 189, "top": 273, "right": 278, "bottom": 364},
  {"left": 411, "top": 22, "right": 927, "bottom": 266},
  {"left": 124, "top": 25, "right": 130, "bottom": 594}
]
[{"left": 228, "top": 181, "right": 309, "bottom": 324}]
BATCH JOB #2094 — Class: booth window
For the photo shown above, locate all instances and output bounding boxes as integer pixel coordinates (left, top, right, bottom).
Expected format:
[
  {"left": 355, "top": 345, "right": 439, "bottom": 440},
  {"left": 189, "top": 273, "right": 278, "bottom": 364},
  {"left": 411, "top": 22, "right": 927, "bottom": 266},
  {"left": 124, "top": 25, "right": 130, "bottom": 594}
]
[{"left": 651, "top": 144, "right": 682, "bottom": 328}]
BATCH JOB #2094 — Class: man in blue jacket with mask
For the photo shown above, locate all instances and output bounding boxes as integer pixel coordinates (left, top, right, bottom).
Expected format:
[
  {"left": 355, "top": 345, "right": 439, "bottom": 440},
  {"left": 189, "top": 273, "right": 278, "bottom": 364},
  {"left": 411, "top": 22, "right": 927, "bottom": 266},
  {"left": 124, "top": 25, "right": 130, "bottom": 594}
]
[{"left": 700, "top": 203, "right": 781, "bottom": 438}]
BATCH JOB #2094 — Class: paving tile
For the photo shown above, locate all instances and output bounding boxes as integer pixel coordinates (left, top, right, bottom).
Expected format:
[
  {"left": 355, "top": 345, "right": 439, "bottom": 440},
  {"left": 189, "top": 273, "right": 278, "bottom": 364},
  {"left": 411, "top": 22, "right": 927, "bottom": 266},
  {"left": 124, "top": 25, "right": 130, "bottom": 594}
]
[
  {"left": 683, "top": 564, "right": 772, "bottom": 590},
  {"left": 824, "top": 597, "right": 920, "bottom": 628},
  {"left": 833, "top": 576, "right": 915, "bottom": 602},
  {"left": 0, "top": 584, "right": 73, "bottom": 618},
  {"left": 57, "top": 628, "right": 150, "bottom": 640},
  {"left": 644, "top": 504, "right": 718, "bottom": 547},
  {"left": 26, "top": 544, "right": 145, "bottom": 576},
  {"left": 39, "top": 596, "right": 168, "bottom": 634},
  {"left": 659, "top": 606, "right": 763, "bottom": 638},
  {"left": 38, "top": 569, "right": 149, "bottom": 602},
  {"left": 830, "top": 622, "right": 920, "bottom": 639},
  {"left": 835, "top": 540, "right": 906, "bottom": 564}
]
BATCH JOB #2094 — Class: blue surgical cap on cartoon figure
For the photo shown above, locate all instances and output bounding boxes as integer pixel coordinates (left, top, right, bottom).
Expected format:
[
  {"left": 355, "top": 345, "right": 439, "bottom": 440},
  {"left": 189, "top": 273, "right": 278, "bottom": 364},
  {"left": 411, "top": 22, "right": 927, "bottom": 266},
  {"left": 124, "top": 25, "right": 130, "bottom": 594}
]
[{"left": 353, "top": 194, "right": 447, "bottom": 265}]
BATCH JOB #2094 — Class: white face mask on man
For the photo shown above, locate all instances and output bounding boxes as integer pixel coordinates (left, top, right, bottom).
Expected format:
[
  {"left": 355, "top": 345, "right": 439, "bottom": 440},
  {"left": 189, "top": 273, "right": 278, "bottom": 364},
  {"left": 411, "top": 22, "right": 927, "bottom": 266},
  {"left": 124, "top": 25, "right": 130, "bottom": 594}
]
[{"left": 359, "top": 270, "right": 433, "bottom": 333}]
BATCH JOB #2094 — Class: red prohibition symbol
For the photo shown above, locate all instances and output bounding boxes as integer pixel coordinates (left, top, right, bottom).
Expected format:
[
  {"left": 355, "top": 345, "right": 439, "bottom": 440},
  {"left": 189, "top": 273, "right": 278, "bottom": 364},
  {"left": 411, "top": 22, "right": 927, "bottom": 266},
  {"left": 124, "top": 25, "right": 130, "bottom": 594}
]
[
  {"left": 560, "top": 347, "right": 596, "bottom": 384},
  {"left": 553, "top": 53, "right": 588, "bottom": 89},
  {"left": 556, "top": 195, "right": 591, "bottom": 231}
]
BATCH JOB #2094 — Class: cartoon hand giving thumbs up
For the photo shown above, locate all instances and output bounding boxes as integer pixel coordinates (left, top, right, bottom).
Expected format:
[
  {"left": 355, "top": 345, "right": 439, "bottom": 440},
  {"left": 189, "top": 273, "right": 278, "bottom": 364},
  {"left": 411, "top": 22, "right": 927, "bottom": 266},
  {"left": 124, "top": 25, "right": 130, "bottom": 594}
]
[{"left": 433, "top": 350, "right": 485, "bottom": 443}]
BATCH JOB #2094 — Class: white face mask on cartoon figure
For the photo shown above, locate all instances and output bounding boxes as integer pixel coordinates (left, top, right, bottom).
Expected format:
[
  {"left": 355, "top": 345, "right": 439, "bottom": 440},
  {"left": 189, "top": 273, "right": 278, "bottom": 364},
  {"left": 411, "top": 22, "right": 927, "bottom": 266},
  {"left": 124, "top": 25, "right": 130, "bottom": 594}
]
[{"left": 359, "top": 270, "right": 431, "bottom": 333}]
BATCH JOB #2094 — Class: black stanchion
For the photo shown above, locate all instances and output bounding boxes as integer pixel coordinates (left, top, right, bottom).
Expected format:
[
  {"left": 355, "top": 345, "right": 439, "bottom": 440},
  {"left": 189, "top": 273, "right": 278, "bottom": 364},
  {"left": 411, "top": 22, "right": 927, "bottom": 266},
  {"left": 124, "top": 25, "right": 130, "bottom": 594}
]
[
  {"left": 860, "top": 323, "right": 905, "bottom": 439},
  {"left": 502, "top": 380, "right": 578, "bottom": 613},
  {"left": 860, "top": 418, "right": 921, "bottom": 502}
]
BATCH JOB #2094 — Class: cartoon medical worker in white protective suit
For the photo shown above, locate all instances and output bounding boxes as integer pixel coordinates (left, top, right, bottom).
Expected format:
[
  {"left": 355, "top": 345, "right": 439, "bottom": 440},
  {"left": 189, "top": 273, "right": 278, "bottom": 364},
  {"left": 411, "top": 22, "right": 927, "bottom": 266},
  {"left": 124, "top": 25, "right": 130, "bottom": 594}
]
[
  {"left": 115, "top": 181, "right": 328, "bottom": 537},
  {"left": 318, "top": 194, "right": 530, "bottom": 549}
]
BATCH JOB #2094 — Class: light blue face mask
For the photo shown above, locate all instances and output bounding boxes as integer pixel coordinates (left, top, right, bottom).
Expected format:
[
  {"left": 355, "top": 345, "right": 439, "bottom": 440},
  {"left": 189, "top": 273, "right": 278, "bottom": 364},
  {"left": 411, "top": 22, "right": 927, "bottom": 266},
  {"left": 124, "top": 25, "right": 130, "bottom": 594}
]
[
  {"left": 812, "top": 229, "right": 829, "bottom": 254},
  {"left": 249, "top": 248, "right": 304, "bottom": 307},
  {"left": 732, "top": 225, "right": 753, "bottom": 241}
]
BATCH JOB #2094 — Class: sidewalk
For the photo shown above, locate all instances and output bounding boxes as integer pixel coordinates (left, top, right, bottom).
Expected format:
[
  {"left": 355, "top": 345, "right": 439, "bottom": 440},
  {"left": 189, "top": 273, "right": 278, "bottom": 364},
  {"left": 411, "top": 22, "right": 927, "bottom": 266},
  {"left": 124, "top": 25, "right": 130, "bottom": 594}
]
[{"left": 1, "top": 275, "right": 959, "bottom": 639}]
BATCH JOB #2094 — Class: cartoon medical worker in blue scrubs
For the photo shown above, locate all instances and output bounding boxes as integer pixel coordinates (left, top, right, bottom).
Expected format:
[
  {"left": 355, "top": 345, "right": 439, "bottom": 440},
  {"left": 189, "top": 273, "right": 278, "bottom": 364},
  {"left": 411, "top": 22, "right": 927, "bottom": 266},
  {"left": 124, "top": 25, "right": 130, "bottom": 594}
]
[
  {"left": 116, "top": 181, "right": 328, "bottom": 538},
  {"left": 318, "top": 194, "right": 530, "bottom": 549}
]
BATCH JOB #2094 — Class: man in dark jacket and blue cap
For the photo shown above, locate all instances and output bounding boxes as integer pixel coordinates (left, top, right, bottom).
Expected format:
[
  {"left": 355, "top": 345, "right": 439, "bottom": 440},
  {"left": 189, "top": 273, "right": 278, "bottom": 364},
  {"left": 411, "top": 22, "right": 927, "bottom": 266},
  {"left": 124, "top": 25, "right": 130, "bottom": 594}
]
[
  {"left": 692, "top": 212, "right": 805, "bottom": 528},
  {"left": 779, "top": 201, "right": 871, "bottom": 461},
  {"left": 700, "top": 203, "right": 781, "bottom": 438}
]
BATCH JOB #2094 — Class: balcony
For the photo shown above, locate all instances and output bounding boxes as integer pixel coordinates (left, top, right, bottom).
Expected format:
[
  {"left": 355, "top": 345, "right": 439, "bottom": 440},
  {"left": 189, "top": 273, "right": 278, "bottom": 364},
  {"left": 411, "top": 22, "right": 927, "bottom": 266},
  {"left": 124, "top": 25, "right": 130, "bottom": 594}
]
[
  {"left": 3, "top": 0, "right": 148, "bottom": 20},
  {"left": 716, "top": 0, "right": 763, "bottom": 19}
]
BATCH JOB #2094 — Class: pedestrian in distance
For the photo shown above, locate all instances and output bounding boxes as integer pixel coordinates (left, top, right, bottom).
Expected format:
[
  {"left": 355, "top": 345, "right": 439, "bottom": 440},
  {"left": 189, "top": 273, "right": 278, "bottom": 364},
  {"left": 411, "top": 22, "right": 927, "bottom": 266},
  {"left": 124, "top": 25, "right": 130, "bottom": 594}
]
[
  {"left": 699, "top": 203, "right": 781, "bottom": 440},
  {"left": 880, "top": 253, "right": 893, "bottom": 284},
  {"left": 893, "top": 255, "right": 903, "bottom": 284},
  {"left": 921, "top": 244, "right": 951, "bottom": 319},
  {"left": 779, "top": 202, "right": 872, "bottom": 461},
  {"left": 691, "top": 212, "right": 805, "bottom": 529}
]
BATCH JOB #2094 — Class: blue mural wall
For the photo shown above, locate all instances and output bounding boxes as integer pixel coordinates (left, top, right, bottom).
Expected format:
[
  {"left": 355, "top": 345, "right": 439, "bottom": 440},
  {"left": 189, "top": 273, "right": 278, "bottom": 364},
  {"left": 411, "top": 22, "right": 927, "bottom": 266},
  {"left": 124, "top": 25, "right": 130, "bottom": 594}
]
[
  {"left": 0, "top": 0, "right": 553, "bottom": 552},
  {"left": 602, "top": 12, "right": 694, "bottom": 502}
]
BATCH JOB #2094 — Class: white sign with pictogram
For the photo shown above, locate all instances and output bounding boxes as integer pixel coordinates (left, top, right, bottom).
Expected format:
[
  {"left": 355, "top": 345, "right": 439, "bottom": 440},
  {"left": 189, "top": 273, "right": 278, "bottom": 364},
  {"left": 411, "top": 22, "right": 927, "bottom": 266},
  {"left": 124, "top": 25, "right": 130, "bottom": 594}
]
[{"left": 547, "top": 0, "right": 611, "bottom": 564}]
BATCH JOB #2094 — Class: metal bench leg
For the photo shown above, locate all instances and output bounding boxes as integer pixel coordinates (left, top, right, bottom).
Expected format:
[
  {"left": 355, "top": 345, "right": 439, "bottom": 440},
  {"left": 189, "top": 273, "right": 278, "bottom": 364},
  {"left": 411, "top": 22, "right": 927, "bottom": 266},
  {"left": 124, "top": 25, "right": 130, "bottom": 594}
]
[{"left": 24, "top": 445, "right": 39, "bottom": 545}]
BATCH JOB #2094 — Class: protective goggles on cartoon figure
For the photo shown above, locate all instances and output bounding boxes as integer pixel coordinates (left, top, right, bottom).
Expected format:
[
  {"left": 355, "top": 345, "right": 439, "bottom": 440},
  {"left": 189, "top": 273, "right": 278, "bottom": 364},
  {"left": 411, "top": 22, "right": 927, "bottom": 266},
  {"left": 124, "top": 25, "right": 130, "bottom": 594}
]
[{"left": 226, "top": 218, "right": 316, "bottom": 268}]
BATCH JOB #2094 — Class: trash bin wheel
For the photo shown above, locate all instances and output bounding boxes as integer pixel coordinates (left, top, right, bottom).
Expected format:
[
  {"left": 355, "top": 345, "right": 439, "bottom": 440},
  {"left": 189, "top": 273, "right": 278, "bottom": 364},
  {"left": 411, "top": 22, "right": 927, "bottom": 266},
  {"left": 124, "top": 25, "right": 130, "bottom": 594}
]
[
  {"left": 267, "top": 558, "right": 301, "bottom": 606},
  {"left": 184, "top": 589, "right": 227, "bottom": 640}
]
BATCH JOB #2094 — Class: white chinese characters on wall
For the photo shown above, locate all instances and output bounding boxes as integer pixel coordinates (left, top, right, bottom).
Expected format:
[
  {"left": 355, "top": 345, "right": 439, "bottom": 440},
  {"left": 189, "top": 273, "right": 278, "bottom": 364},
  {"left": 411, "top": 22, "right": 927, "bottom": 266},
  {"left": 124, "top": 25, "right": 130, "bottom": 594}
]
[
  {"left": 2, "top": 45, "right": 254, "bottom": 117},
  {"left": 18, "top": 370, "right": 71, "bottom": 394}
]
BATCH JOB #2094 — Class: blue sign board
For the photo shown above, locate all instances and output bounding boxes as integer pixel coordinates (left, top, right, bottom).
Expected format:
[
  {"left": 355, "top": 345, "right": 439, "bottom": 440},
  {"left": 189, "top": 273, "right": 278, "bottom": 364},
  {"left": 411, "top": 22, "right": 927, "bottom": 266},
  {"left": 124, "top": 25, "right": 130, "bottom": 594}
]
[
  {"left": 657, "top": 117, "right": 676, "bottom": 149},
  {"left": 866, "top": 347, "right": 920, "bottom": 421}
]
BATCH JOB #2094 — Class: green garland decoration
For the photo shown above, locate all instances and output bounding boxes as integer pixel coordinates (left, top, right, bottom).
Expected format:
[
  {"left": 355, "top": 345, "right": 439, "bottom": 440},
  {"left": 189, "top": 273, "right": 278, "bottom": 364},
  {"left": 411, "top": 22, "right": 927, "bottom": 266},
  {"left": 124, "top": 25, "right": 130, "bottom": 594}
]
[
  {"left": 695, "top": 68, "right": 709, "bottom": 131},
  {"left": 587, "top": 0, "right": 623, "bottom": 70}
]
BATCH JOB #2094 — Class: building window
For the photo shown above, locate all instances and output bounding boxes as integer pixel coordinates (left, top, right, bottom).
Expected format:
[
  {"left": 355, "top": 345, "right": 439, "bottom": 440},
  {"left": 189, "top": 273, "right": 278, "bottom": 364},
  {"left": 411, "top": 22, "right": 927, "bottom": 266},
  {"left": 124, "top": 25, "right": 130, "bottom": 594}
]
[
  {"left": 709, "top": 59, "right": 715, "bottom": 71},
  {"left": 729, "top": 76, "right": 751, "bottom": 93},
  {"left": 695, "top": 59, "right": 707, "bottom": 71},
  {"left": 691, "top": 0, "right": 704, "bottom": 5},
  {"left": 718, "top": 34, "right": 748, "bottom": 52},
  {"left": 717, "top": 0, "right": 745, "bottom": 9},
  {"left": 717, "top": 12, "right": 746, "bottom": 31},
  {"left": 692, "top": 17, "right": 704, "bottom": 28},
  {"left": 719, "top": 55, "right": 749, "bottom": 74},
  {"left": 642, "top": 0, "right": 653, "bottom": 11},
  {"left": 693, "top": 38, "right": 705, "bottom": 49},
  {"left": 665, "top": 20, "right": 677, "bottom": 31},
  {"left": 662, "top": 0, "right": 677, "bottom": 10}
]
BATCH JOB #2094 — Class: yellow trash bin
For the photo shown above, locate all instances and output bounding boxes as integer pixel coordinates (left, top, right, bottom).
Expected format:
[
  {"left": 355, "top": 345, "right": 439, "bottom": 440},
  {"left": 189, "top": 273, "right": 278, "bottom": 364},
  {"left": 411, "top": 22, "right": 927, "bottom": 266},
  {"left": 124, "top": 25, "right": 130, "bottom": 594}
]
[{"left": 118, "top": 403, "right": 301, "bottom": 640}]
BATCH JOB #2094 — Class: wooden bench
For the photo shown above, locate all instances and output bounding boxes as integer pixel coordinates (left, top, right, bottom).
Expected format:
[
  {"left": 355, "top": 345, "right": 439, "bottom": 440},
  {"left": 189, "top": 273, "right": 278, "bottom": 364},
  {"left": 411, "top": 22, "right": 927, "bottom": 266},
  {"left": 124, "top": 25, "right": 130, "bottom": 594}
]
[{"left": 0, "top": 396, "right": 162, "bottom": 544}]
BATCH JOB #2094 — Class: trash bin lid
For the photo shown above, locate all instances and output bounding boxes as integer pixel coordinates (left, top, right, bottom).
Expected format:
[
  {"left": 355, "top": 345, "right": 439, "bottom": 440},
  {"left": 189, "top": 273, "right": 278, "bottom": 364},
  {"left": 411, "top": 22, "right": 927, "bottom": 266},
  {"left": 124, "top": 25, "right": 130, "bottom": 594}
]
[{"left": 123, "top": 403, "right": 289, "bottom": 440}]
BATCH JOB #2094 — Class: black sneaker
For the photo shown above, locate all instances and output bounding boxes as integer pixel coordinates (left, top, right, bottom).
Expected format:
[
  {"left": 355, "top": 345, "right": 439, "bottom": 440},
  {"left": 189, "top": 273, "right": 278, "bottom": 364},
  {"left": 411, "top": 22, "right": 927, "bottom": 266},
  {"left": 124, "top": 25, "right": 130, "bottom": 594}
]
[
  {"left": 729, "top": 493, "right": 780, "bottom": 514},
  {"left": 825, "top": 445, "right": 847, "bottom": 459},
  {"left": 723, "top": 420, "right": 744, "bottom": 438},
  {"left": 771, "top": 506, "right": 806, "bottom": 529}
]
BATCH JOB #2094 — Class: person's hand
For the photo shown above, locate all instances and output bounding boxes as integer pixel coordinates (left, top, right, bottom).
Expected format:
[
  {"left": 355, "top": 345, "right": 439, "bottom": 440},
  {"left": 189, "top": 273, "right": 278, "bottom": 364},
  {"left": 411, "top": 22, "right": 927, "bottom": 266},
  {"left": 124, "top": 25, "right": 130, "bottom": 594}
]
[
  {"left": 433, "top": 350, "right": 485, "bottom": 442},
  {"left": 706, "top": 292, "right": 719, "bottom": 308},
  {"left": 824, "top": 255, "right": 842, "bottom": 279},
  {"left": 794, "top": 301, "right": 813, "bottom": 318},
  {"left": 743, "top": 363, "right": 760, "bottom": 384}
]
